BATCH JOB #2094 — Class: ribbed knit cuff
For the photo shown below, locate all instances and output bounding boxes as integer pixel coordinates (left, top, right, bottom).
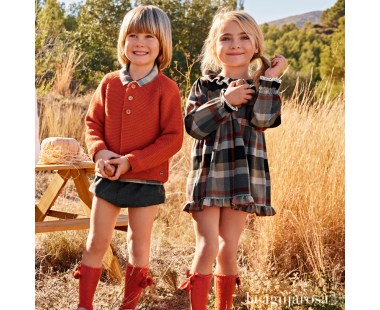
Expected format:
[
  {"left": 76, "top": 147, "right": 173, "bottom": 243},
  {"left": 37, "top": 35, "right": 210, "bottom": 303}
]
[{"left": 125, "top": 153, "right": 138, "bottom": 172}]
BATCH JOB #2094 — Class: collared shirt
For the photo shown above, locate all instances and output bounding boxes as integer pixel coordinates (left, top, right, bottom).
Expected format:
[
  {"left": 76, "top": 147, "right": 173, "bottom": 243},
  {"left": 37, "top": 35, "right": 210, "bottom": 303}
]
[
  {"left": 97, "top": 63, "right": 163, "bottom": 186},
  {"left": 120, "top": 63, "right": 159, "bottom": 87}
]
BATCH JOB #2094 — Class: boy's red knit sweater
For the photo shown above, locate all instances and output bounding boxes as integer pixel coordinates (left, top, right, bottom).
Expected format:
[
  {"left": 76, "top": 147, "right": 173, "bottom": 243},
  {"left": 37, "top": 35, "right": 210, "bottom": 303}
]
[{"left": 85, "top": 70, "right": 184, "bottom": 183}]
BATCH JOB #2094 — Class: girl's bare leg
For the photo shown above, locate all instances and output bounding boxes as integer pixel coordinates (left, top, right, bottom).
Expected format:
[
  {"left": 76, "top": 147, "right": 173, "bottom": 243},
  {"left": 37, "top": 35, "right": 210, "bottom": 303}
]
[
  {"left": 82, "top": 196, "right": 121, "bottom": 268},
  {"left": 215, "top": 208, "right": 248, "bottom": 275},
  {"left": 190, "top": 206, "right": 221, "bottom": 275},
  {"left": 127, "top": 205, "right": 158, "bottom": 267}
]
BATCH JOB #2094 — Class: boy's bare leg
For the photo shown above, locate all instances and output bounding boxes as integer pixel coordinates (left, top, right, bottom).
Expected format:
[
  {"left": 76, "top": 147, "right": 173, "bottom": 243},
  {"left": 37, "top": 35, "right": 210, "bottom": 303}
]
[
  {"left": 127, "top": 205, "right": 158, "bottom": 267},
  {"left": 82, "top": 196, "right": 121, "bottom": 268}
]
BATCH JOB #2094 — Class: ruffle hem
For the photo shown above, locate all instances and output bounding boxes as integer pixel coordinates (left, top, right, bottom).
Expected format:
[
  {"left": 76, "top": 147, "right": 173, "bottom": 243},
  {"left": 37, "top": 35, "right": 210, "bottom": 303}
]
[{"left": 183, "top": 195, "right": 276, "bottom": 216}]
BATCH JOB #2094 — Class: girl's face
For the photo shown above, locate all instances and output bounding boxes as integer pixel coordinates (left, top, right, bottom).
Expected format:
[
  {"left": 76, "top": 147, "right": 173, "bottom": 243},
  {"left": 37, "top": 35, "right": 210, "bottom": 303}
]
[
  {"left": 215, "top": 20, "right": 258, "bottom": 69},
  {"left": 124, "top": 32, "right": 160, "bottom": 67}
]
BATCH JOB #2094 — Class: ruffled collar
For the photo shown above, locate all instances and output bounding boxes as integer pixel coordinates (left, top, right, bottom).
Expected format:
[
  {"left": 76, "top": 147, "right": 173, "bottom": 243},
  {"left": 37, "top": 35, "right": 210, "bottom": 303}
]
[{"left": 203, "top": 69, "right": 255, "bottom": 88}]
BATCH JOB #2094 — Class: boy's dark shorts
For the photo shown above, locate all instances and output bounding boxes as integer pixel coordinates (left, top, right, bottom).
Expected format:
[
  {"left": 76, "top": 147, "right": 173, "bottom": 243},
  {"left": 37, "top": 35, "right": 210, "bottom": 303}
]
[{"left": 89, "top": 176, "right": 165, "bottom": 208}]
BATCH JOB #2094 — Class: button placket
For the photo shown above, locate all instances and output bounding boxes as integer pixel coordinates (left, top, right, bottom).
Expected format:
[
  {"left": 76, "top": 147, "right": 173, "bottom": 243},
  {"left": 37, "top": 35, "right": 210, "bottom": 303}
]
[
  {"left": 125, "top": 82, "right": 137, "bottom": 115},
  {"left": 126, "top": 84, "right": 135, "bottom": 115}
]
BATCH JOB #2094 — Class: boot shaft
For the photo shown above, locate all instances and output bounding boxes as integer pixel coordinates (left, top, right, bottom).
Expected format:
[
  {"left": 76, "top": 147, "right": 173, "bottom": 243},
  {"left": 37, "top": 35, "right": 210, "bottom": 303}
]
[
  {"left": 119, "top": 263, "right": 154, "bottom": 310},
  {"left": 214, "top": 274, "right": 241, "bottom": 310},
  {"left": 73, "top": 263, "right": 103, "bottom": 310},
  {"left": 179, "top": 271, "right": 213, "bottom": 310}
]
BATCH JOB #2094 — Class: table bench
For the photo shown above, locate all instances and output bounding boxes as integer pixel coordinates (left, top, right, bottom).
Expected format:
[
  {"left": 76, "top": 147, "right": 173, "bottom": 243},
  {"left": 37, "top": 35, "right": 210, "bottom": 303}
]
[{"left": 35, "top": 162, "right": 127, "bottom": 282}]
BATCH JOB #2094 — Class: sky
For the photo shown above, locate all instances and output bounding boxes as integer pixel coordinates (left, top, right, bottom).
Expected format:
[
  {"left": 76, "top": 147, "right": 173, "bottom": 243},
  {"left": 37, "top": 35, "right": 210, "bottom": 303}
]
[
  {"left": 60, "top": 0, "right": 338, "bottom": 24},
  {"left": 243, "top": 0, "right": 337, "bottom": 24}
]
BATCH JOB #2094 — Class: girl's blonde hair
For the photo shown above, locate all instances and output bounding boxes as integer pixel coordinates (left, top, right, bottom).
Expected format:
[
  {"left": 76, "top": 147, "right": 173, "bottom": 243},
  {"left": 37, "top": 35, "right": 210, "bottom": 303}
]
[
  {"left": 201, "top": 8, "right": 271, "bottom": 89},
  {"left": 118, "top": 5, "right": 172, "bottom": 70}
]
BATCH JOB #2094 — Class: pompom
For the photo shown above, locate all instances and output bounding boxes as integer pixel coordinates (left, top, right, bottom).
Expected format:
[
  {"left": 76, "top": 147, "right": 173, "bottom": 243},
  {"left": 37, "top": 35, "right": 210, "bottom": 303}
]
[
  {"left": 73, "top": 270, "right": 81, "bottom": 279},
  {"left": 146, "top": 277, "right": 154, "bottom": 286},
  {"left": 140, "top": 279, "right": 148, "bottom": 289},
  {"left": 73, "top": 264, "right": 82, "bottom": 279}
]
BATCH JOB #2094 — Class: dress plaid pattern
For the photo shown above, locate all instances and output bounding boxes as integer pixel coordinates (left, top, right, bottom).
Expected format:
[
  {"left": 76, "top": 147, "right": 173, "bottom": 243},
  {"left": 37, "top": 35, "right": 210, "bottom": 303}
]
[{"left": 183, "top": 73, "right": 282, "bottom": 215}]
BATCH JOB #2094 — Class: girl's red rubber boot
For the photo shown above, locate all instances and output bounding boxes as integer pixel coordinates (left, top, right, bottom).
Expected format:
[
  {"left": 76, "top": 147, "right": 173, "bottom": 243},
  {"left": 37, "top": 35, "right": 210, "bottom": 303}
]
[
  {"left": 119, "top": 263, "right": 154, "bottom": 310},
  {"left": 179, "top": 271, "right": 213, "bottom": 310},
  {"left": 214, "top": 274, "right": 241, "bottom": 310},
  {"left": 73, "top": 262, "right": 103, "bottom": 310}
]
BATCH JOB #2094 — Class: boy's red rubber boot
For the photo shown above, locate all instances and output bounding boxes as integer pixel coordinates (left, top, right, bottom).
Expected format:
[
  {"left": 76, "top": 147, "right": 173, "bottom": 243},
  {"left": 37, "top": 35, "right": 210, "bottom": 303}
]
[
  {"left": 119, "top": 263, "right": 154, "bottom": 310},
  {"left": 214, "top": 274, "right": 241, "bottom": 310},
  {"left": 73, "top": 262, "right": 103, "bottom": 310},
  {"left": 179, "top": 270, "right": 213, "bottom": 310}
]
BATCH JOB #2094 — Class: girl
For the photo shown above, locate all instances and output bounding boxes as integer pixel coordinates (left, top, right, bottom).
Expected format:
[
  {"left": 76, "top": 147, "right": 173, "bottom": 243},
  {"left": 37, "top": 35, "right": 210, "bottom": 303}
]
[
  {"left": 73, "top": 6, "right": 183, "bottom": 310},
  {"left": 179, "top": 9, "right": 286, "bottom": 310}
]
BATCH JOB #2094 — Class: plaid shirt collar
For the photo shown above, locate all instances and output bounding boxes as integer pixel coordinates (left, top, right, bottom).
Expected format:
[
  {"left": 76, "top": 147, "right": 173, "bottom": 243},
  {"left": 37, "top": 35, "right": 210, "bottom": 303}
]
[{"left": 120, "top": 63, "right": 158, "bottom": 87}]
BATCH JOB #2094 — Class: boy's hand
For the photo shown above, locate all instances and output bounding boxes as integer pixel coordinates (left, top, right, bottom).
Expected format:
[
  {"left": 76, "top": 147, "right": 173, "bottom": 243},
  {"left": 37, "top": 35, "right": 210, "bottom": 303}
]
[
  {"left": 224, "top": 81, "right": 255, "bottom": 108},
  {"left": 94, "top": 150, "right": 123, "bottom": 178},
  {"left": 105, "top": 156, "right": 131, "bottom": 180},
  {"left": 265, "top": 54, "right": 287, "bottom": 78}
]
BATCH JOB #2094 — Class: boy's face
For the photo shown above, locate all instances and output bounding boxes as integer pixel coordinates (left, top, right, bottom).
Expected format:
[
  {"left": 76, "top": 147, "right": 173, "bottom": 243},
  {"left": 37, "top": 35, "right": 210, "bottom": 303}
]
[
  {"left": 124, "top": 32, "right": 160, "bottom": 68},
  {"left": 216, "top": 20, "right": 258, "bottom": 69}
]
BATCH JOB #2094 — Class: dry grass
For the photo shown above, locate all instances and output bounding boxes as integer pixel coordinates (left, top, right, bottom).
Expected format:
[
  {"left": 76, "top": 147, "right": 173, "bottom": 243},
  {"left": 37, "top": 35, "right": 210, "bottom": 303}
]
[
  {"left": 53, "top": 47, "right": 84, "bottom": 97},
  {"left": 38, "top": 91, "right": 93, "bottom": 151},
  {"left": 35, "top": 78, "right": 345, "bottom": 309}
]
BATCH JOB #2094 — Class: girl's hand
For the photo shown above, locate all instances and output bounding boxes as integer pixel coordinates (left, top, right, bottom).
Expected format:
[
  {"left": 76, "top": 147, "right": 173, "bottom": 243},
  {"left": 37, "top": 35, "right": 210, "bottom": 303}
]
[
  {"left": 224, "top": 81, "right": 255, "bottom": 107},
  {"left": 105, "top": 156, "right": 131, "bottom": 180},
  {"left": 264, "top": 54, "right": 287, "bottom": 78},
  {"left": 94, "top": 150, "right": 123, "bottom": 178}
]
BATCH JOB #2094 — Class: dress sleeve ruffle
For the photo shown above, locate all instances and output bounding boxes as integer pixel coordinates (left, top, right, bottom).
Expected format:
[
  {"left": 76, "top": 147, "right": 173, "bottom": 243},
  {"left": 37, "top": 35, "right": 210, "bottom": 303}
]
[{"left": 250, "top": 76, "right": 282, "bottom": 129}]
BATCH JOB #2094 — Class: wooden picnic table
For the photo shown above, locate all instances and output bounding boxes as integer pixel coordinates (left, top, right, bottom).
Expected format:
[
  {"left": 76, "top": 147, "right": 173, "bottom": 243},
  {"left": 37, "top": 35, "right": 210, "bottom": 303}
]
[{"left": 35, "top": 161, "right": 128, "bottom": 283}]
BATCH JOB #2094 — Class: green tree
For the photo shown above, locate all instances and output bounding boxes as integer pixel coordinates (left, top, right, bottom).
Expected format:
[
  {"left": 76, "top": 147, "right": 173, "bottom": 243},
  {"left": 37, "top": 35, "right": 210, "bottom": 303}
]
[
  {"left": 35, "top": 0, "right": 66, "bottom": 97},
  {"left": 262, "top": 22, "right": 326, "bottom": 80},
  {"left": 320, "top": 0, "right": 345, "bottom": 28},
  {"left": 319, "top": 16, "right": 345, "bottom": 95},
  {"left": 136, "top": 0, "right": 242, "bottom": 90},
  {"left": 63, "top": 3, "right": 80, "bottom": 31},
  {"left": 74, "top": 0, "right": 133, "bottom": 88},
  {"left": 71, "top": 0, "right": 241, "bottom": 91},
  {"left": 260, "top": 0, "right": 345, "bottom": 98},
  {"left": 36, "top": 0, "right": 65, "bottom": 37}
]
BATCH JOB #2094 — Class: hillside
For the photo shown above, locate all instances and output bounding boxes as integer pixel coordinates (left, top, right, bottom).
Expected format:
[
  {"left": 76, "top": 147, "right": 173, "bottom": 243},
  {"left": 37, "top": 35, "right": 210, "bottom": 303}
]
[{"left": 264, "top": 11, "right": 322, "bottom": 28}]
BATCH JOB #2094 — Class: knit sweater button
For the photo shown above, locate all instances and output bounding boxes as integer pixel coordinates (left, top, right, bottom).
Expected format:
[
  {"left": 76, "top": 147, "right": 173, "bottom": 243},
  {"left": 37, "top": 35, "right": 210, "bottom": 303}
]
[
  {"left": 128, "top": 96, "right": 133, "bottom": 100},
  {"left": 131, "top": 84, "right": 136, "bottom": 89},
  {"left": 126, "top": 109, "right": 131, "bottom": 114}
]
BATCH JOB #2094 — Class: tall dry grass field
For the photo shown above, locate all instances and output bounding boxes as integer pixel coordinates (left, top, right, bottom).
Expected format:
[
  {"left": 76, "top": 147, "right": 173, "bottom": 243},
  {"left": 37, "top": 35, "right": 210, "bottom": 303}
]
[
  {"left": 53, "top": 47, "right": 84, "bottom": 97},
  {"left": 264, "top": 83, "right": 345, "bottom": 282},
  {"left": 38, "top": 92, "right": 92, "bottom": 151},
  {"left": 36, "top": 80, "right": 345, "bottom": 309}
]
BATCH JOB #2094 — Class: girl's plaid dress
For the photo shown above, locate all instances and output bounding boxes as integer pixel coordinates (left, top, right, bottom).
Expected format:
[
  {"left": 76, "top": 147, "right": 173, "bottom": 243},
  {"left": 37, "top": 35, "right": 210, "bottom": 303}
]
[{"left": 183, "top": 71, "right": 282, "bottom": 216}]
